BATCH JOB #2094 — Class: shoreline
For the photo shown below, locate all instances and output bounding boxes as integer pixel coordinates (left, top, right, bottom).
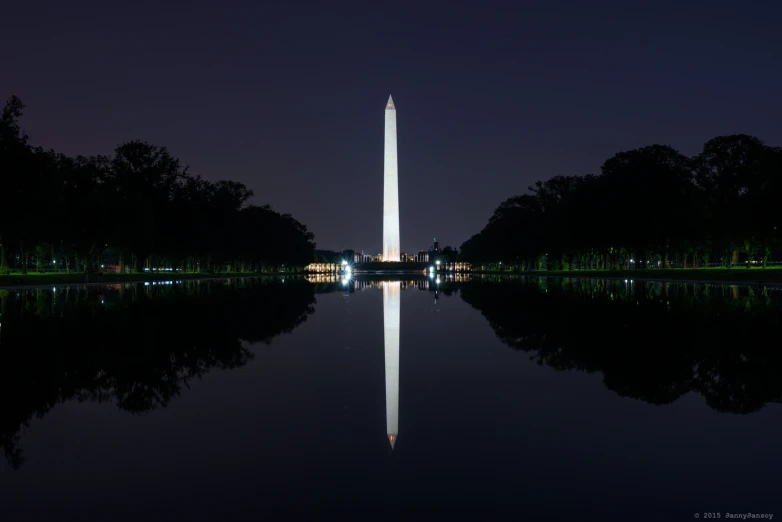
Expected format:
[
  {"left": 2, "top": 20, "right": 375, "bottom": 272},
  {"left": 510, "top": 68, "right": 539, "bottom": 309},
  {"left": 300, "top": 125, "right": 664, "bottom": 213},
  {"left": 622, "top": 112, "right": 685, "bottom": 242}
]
[
  {"left": 0, "top": 272, "right": 299, "bottom": 290},
  {"left": 468, "top": 269, "right": 782, "bottom": 286},
  {"left": 3, "top": 268, "right": 782, "bottom": 290},
  {"left": 530, "top": 274, "right": 775, "bottom": 287}
]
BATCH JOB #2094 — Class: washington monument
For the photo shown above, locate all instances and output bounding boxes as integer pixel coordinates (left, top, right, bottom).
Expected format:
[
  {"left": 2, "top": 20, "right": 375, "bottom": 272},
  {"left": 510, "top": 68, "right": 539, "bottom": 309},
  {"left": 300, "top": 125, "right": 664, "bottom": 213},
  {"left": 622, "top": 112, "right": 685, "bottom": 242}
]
[{"left": 383, "top": 95, "right": 400, "bottom": 261}]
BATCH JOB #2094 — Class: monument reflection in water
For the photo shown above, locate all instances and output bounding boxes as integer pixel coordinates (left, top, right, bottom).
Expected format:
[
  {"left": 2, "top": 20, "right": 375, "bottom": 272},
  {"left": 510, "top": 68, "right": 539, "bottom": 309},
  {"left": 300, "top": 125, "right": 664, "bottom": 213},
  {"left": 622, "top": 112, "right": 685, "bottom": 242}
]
[{"left": 383, "top": 281, "right": 400, "bottom": 449}]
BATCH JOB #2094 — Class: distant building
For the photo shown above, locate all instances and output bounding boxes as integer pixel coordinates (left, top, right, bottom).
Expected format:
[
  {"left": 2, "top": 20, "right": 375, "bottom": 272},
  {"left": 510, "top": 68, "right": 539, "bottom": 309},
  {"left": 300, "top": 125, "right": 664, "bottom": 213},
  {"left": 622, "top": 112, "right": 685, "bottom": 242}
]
[{"left": 306, "top": 262, "right": 340, "bottom": 273}]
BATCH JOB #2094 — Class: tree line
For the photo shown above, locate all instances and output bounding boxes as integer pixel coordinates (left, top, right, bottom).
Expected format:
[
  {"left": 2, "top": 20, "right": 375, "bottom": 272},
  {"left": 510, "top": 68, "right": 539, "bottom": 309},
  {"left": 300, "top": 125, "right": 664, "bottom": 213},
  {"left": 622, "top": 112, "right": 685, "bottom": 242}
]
[
  {"left": 0, "top": 95, "right": 316, "bottom": 275},
  {"left": 460, "top": 135, "right": 782, "bottom": 270}
]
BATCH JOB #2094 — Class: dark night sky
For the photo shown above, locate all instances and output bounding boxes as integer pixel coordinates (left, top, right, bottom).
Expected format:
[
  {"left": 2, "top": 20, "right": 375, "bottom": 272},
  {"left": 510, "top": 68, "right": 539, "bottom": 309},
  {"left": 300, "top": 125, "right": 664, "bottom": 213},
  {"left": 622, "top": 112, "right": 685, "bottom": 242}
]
[{"left": 3, "top": 0, "right": 781, "bottom": 253}]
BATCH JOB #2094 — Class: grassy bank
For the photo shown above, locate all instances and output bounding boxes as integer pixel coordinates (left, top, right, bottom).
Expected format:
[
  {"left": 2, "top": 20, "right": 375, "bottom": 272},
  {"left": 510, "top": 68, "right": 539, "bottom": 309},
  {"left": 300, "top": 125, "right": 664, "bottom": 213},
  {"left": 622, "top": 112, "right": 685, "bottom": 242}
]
[
  {"left": 0, "top": 271, "right": 297, "bottom": 288},
  {"left": 476, "top": 267, "right": 782, "bottom": 283}
]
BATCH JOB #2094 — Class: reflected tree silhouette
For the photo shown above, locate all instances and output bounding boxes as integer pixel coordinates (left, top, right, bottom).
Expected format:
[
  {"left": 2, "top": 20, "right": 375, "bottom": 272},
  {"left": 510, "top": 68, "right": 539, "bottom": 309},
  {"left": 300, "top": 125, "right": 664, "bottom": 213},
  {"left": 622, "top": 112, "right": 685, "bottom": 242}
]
[
  {"left": 0, "top": 278, "right": 316, "bottom": 469},
  {"left": 457, "top": 277, "right": 782, "bottom": 414}
]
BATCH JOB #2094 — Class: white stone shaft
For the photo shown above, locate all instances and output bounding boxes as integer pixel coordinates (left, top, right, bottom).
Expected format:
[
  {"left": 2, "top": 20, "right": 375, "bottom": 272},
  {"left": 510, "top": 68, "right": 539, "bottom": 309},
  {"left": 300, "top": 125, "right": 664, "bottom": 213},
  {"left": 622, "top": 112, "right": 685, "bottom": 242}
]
[{"left": 383, "top": 95, "right": 400, "bottom": 261}]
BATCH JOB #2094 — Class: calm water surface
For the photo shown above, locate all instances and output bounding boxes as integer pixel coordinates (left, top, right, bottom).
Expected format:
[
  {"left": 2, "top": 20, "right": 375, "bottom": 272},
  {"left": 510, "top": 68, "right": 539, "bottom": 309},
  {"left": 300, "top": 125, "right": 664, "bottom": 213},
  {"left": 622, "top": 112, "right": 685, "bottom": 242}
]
[{"left": 1, "top": 276, "right": 781, "bottom": 521}]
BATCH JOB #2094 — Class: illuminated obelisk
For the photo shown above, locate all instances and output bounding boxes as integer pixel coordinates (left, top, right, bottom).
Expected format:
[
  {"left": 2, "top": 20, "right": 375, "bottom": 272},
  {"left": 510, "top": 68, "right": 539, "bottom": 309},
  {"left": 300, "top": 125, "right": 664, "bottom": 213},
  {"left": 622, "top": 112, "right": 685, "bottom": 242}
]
[
  {"left": 383, "top": 95, "right": 400, "bottom": 261},
  {"left": 383, "top": 281, "right": 400, "bottom": 449}
]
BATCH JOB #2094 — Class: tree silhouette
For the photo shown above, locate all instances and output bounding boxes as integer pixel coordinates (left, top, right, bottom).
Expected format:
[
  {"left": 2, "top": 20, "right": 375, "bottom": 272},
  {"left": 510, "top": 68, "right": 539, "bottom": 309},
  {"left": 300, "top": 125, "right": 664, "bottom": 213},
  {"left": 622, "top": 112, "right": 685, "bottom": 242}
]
[
  {"left": 0, "top": 96, "right": 316, "bottom": 275},
  {"left": 460, "top": 136, "right": 782, "bottom": 270}
]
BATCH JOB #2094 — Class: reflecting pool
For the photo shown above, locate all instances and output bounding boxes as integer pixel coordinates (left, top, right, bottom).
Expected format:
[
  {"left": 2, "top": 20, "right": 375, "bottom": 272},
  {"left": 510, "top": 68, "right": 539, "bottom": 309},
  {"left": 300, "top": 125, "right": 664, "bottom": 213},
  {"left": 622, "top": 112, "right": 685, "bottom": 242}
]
[{"left": 1, "top": 276, "right": 780, "bottom": 521}]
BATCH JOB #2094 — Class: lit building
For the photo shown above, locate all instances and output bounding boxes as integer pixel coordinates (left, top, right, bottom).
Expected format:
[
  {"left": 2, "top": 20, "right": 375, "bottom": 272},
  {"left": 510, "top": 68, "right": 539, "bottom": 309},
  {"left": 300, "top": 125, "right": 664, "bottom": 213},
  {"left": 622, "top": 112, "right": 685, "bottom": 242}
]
[{"left": 305, "top": 263, "right": 340, "bottom": 273}]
